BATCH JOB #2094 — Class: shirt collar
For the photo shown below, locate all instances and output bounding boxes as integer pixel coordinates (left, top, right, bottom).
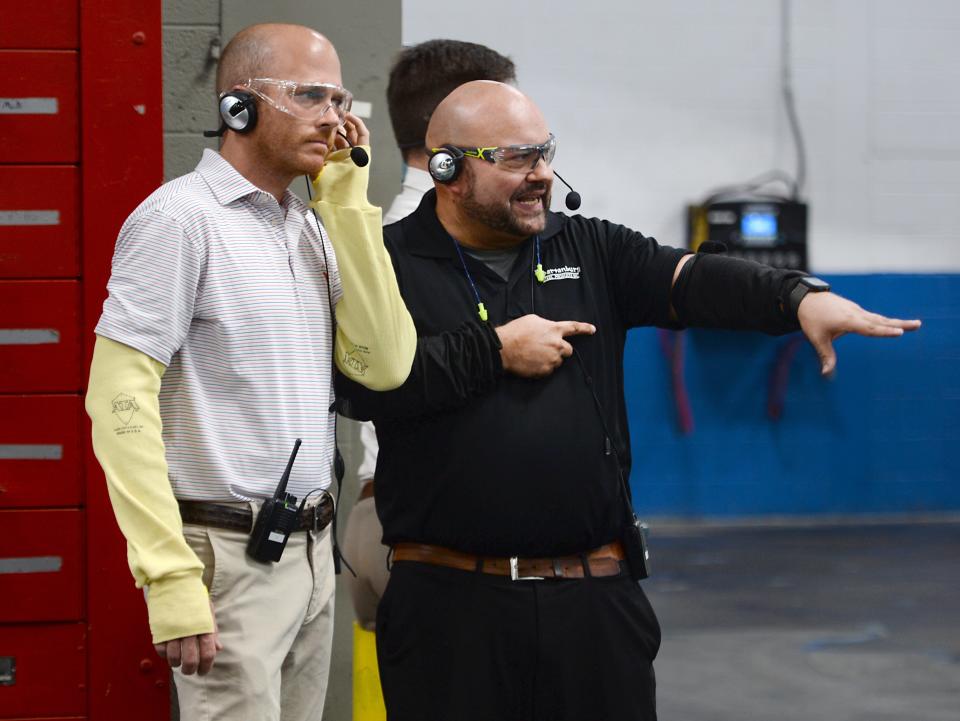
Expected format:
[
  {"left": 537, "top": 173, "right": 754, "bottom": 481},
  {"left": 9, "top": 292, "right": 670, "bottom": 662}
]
[
  {"left": 404, "top": 189, "right": 567, "bottom": 259},
  {"left": 195, "top": 149, "right": 308, "bottom": 214}
]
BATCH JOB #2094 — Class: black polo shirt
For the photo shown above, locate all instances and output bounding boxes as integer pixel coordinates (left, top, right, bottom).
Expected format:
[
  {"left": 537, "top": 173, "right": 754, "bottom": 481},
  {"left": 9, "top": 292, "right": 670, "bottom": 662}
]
[{"left": 336, "top": 190, "right": 687, "bottom": 557}]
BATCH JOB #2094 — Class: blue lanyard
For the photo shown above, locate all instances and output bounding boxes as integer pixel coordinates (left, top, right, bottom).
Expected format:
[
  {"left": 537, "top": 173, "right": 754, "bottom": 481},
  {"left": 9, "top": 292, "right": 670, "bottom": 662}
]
[{"left": 450, "top": 234, "right": 543, "bottom": 322}]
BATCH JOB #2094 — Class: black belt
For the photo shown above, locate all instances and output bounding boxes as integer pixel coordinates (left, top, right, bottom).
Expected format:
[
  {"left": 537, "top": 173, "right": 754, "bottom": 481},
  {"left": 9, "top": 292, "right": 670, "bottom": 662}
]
[{"left": 178, "top": 495, "right": 334, "bottom": 533}]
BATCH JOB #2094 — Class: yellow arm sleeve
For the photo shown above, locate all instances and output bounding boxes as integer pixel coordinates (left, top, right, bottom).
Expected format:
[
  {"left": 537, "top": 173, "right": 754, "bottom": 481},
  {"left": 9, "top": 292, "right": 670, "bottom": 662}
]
[
  {"left": 310, "top": 147, "right": 417, "bottom": 391},
  {"left": 85, "top": 335, "right": 214, "bottom": 643}
]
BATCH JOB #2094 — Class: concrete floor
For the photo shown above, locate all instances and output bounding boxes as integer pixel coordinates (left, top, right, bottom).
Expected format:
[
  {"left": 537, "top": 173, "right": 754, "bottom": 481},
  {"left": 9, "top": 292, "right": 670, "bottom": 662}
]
[
  {"left": 302, "top": 519, "right": 960, "bottom": 720},
  {"left": 645, "top": 520, "right": 960, "bottom": 721}
]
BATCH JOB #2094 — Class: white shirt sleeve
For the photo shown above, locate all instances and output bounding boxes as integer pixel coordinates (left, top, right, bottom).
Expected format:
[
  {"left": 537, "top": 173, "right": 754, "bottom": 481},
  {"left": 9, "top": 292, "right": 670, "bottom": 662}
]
[{"left": 95, "top": 209, "right": 203, "bottom": 366}]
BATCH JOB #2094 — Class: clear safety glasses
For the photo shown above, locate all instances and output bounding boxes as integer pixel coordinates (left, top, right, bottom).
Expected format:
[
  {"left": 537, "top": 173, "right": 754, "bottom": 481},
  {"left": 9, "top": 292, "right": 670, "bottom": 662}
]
[
  {"left": 455, "top": 133, "right": 557, "bottom": 172},
  {"left": 243, "top": 78, "right": 353, "bottom": 123}
]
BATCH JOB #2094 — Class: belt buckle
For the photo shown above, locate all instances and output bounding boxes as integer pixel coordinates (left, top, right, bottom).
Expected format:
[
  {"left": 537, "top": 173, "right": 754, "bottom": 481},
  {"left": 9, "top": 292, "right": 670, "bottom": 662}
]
[{"left": 509, "top": 556, "right": 544, "bottom": 582}]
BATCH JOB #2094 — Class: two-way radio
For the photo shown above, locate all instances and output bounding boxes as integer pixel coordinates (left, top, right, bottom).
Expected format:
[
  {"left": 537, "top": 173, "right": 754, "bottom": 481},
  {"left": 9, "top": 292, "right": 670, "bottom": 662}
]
[{"left": 247, "top": 439, "right": 303, "bottom": 563}]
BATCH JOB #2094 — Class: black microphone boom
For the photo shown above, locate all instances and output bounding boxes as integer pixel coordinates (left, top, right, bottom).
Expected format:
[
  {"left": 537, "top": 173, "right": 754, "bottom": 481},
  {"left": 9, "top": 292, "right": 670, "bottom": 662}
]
[
  {"left": 337, "top": 131, "right": 369, "bottom": 167},
  {"left": 553, "top": 170, "right": 581, "bottom": 211}
]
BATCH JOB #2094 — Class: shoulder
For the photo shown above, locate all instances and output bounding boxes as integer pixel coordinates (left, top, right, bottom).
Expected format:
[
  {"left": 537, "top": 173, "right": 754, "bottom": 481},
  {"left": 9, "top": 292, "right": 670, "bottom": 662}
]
[{"left": 118, "top": 172, "right": 218, "bottom": 250}]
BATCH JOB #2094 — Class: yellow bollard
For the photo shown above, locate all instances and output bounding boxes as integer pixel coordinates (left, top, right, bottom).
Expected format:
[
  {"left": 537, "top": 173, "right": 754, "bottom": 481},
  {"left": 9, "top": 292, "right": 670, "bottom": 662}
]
[{"left": 353, "top": 621, "right": 386, "bottom": 721}]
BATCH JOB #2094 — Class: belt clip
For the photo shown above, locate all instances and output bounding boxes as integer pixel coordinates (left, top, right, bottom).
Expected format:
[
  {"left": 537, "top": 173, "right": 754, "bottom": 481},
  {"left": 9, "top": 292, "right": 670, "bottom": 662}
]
[{"left": 509, "top": 556, "right": 544, "bottom": 582}]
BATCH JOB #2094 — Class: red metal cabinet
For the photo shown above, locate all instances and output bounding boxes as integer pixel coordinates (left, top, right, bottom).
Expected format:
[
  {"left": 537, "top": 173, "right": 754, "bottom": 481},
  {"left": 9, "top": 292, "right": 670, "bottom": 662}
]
[
  {"left": 0, "top": 281, "right": 82, "bottom": 393},
  {"left": 0, "top": 2, "right": 79, "bottom": 50},
  {"left": 0, "top": 623, "right": 86, "bottom": 718},
  {"left": 0, "top": 51, "right": 79, "bottom": 164},
  {"left": 0, "top": 395, "right": 82, "bottom": 508},
  {"left": 0, "top": 509, "right": 83, "bottom": 622},
  {"left": 0, "top": 166, "right": 80, "bottom": 279}
]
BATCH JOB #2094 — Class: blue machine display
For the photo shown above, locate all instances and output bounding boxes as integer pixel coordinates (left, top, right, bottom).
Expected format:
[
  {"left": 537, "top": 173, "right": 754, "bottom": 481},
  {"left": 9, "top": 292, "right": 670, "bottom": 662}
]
[{"left": 687, "top": 200, "right": 808, "bottom": 271}]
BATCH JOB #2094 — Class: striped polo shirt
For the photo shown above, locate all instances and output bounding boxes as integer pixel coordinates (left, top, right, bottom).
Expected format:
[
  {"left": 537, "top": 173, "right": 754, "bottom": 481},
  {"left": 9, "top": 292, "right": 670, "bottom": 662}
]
[{"left": 96, "top": 149, "right": 343, "bottom": 501}]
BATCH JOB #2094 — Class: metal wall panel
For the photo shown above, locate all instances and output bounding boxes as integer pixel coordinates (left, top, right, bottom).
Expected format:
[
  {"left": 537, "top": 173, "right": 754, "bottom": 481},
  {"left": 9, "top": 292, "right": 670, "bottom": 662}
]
[
  {"left": 0, "top": 623, "right": 86, "bottom": 718},
  {"left": 0, "top": 51, "right": 79, "bottom": 163},
  {"left": 0, "top": 166, "right": 80, "bottom": 279},
  {"left": 0, "top": 509, "right": 83, "bottom": 622},
  {"left": 0, "top": 395, "right": 82, "bottom": 508},
  {"left": 0, "top": 281, "right": 81, "bottom": 393},
  {"left": 0, "top": 2, "right": 79, "bottom": 49}
]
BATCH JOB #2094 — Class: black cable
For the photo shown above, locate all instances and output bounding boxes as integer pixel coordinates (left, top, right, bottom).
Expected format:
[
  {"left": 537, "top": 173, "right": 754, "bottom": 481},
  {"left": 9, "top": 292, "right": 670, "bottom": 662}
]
[
  {"left": 303, "top": 175, "right": 355, "bottom": 576},
  {"left": 781, "top": 0, "right": 807, "bottom": 198}
]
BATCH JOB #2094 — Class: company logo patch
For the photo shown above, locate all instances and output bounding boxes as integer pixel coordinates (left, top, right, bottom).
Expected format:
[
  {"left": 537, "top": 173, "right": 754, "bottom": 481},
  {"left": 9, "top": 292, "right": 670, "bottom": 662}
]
[
  {"left": 111, "top": 393, "right": 140, "bottom": 426},
  {"left": 542, "top": 265, "right": 581, "bottom": 282}
]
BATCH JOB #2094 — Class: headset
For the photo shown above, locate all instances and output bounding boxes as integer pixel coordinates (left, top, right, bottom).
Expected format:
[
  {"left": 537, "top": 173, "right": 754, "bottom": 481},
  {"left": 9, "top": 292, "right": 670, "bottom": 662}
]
[
  {"left": 427, "top": 145, "right": 466, "bottom": 183},
  {"left": 427, "top": 145, "right": 581, "bottom": 211},
  {"left": 204, "top": 90, "right": 258, "bottom": 137}
]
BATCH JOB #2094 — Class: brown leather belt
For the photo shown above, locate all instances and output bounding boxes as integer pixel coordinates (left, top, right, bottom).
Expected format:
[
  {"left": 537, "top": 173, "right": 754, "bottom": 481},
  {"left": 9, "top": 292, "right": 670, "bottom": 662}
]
[
  {"left": 358, "top": 479, "right": 375, "bottom": 502},
  {"left": 391, "top": 541, "right": 626, "bottom": 580},
  {"left": 178, "top": 495, "right": 334, "bottom": 533}
]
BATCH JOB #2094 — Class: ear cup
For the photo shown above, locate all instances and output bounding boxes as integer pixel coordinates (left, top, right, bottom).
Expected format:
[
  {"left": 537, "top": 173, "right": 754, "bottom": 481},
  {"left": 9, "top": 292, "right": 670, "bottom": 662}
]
[
  {"left": 428, "top": 145, "right": 464, "bottom": 183},
  {"left": 218, "top": 91, "right": 257, "bottom": 134}
]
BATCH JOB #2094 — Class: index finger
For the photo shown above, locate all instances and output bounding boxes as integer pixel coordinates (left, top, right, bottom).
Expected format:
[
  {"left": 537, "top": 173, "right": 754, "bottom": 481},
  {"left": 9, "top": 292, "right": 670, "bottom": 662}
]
[{"left": 557, "top": 321, "right": 596, "bottom": 338}]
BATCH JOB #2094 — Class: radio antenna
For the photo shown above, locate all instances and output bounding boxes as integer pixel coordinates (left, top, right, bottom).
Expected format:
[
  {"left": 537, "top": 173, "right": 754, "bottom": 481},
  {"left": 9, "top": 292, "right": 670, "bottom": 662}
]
[{"left": 275, "top": 438, "right": 302, "bottom": 497}]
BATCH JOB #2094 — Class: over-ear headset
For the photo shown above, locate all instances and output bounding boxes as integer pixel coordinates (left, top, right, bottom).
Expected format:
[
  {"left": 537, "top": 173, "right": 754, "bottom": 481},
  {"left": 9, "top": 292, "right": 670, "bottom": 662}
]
[
  {"left": 428, "top": 145, "right": 465, "bottom": 183},
  {"left": 427, "top": 145, "right": 582, "bottom": 211},
  {"left": 204, "top": 90, "right": 258, "bottom": 137}
]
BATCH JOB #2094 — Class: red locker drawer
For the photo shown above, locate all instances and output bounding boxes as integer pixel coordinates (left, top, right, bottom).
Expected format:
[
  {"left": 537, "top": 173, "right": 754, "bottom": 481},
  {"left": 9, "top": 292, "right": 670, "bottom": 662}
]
[
  {"left": 0, "top": 281, "right": 81, "bottom": 393},
  {"left": 0, "top": 395, "right": 81, "bottom": 508},
  {"left": 0, "top": 2, "right": 79, "bottom": 50},
  {"left": 0, "top": 509, "right": 83, "bottom": 622},
  {"left": 0, "top": 623, "right": 86, "bottom": 718},
  {"left": 0, "top": 51, "right": 79, "bottom": 163},
  {"left": 0, "top": 166, "right": 80, "bottom": 279}
]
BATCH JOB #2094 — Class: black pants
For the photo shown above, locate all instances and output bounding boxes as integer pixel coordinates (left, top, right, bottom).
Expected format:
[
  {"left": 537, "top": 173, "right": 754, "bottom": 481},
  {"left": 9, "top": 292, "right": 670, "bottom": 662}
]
[{"left": 376, "top": 561, "right": 661, "bottom": 721}]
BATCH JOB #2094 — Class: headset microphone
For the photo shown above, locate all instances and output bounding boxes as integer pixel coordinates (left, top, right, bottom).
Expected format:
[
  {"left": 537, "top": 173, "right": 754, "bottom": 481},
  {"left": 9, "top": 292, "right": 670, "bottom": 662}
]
[
  {"left": 337, "top": 131, "right": 369, "bottom": 167},
  {"left": 553, "top": 170, "right": 581, "bottom": 211}
]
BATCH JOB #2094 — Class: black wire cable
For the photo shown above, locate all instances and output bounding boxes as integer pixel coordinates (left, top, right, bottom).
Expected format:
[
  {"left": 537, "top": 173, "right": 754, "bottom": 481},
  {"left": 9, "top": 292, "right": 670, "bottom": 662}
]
[
  {"left": 303, "top": 174, "right": 355, "bottom": 577},
  {"left": 781, "top": 0, "right": 808, "bottom": 199}
]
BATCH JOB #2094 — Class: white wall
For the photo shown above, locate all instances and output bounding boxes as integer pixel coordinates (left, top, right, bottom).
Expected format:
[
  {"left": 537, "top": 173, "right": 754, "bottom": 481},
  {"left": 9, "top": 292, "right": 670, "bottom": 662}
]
[{"left": 403, "top": 0, "right": 960, "bottom": 273}]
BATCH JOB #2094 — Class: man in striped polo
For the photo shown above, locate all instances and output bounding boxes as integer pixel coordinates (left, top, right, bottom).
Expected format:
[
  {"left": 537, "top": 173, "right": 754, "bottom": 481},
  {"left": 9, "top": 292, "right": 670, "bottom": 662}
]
[{"left": 85, "top": 23, "right": 415, "bottom": 721}]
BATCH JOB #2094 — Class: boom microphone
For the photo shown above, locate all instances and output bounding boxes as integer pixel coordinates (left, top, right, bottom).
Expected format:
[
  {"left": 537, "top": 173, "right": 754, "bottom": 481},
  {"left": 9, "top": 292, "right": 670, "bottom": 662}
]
[
  {"left": 553, "top": 170, "right": 581, "bottom": 211},
  {"left": 337, "top": 131, "right": 369, "bottom": 167}
]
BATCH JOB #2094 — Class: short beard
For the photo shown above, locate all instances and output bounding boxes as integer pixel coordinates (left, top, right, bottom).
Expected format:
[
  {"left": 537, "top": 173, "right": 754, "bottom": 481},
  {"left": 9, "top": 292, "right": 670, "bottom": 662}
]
[{"left": 460, "top": 170, "right": 550, "bottom": 238}]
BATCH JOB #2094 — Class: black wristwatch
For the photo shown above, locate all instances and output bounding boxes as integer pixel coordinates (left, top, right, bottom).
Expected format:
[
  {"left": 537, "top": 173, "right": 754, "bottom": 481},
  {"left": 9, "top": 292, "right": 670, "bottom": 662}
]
[{"left": 787, "top": 276, "right": 831, "bottom": 319}]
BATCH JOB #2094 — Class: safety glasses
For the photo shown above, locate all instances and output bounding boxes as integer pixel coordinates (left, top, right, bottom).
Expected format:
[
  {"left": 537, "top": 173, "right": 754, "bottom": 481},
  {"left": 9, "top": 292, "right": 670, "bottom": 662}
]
[
  {"left": 242, "top": 78, "right": 353, "bottom": 123},
  {"left": 454, "top": 133, "right": 557, "bottom": 172}
]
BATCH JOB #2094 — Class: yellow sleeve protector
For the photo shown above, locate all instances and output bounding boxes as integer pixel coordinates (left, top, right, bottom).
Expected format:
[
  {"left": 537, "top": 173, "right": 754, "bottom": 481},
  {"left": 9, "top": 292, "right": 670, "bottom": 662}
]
[
  {"left": 311, "top": 146, "right": 417, "bottom": 391},
  {"left": 85, "top": 336, "right": 213, "bottom": 644}
]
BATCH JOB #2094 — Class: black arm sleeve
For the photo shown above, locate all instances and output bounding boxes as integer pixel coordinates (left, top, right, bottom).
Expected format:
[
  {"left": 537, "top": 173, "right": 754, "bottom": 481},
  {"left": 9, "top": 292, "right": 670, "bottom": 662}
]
[
  {"left": 335, "top": 319, "right": 503, "bottom": 421},
  {"left": 671, "top": 253, "right": 806, "bottom": 335}
]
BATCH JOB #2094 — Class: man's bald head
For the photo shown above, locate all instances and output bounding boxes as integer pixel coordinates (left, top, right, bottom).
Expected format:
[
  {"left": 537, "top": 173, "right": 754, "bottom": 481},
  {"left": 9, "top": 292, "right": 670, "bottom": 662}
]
[
  {"left": 216, "top": 24, "right": 337, "bottom": 94},
  {"left": 426, "top": 80, "right": 548, "bottom": 149}
]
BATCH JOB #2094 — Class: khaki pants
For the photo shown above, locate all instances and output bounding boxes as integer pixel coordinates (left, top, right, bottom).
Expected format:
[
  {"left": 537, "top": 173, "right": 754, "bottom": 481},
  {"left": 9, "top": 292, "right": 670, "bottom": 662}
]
[{"left": 175, "top": 514, "right": 335, "bottom": 721}]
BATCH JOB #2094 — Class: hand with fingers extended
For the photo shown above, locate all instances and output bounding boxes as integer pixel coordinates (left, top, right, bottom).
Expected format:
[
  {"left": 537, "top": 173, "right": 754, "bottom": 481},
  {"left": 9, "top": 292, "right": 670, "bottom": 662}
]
[
  {"left": 154, "top": 600, "right": 223, "bottom": 676},
  {"left": 496, "top": 314, "right": 597, "bottom": 378},
  {"left": 798, "top": 292, "right": 921, "bottom": 375}
]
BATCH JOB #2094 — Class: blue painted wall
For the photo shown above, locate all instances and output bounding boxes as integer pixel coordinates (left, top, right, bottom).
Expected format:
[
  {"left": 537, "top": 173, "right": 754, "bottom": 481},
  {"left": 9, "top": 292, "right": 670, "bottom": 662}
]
[{"left": 625, "top": 274, "right": 960, "bottom": 517}]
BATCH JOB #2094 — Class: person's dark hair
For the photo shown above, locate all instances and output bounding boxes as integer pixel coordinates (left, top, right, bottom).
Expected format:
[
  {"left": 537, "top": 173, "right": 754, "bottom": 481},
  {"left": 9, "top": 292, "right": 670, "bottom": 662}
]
[{"left": 387, "top": 39, "right": 516, "bottom": 159}]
